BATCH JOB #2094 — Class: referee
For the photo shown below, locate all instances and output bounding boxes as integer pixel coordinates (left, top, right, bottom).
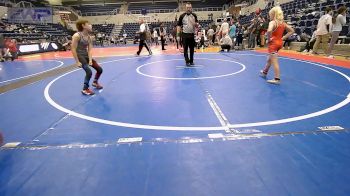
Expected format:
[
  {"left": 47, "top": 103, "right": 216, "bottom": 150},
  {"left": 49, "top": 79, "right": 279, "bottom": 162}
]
[{"left": 177, "top": 2, "right": 198, "bottom": 66}]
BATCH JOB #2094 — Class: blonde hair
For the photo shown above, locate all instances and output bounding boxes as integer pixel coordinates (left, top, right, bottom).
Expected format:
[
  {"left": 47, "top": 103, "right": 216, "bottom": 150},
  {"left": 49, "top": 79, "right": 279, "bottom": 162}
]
[{"left": 269, "top": 6, "right": 284, "bottom": 21}]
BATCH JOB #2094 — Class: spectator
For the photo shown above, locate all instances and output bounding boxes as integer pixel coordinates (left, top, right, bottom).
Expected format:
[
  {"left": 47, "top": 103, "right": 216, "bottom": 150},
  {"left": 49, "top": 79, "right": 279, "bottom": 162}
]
[
  {"left": 196, "top": 32, "right": 205, "bottom": 49},
  {"left": 215, "top": 25, "right": 221, "bottom": 44},
  {"left": 136, "top": 19, "right": 152, "bottom": 56},
  {"left": 300, "top": 30, "right": 311, "bottom": 42},
  {"left": 284, "top": 33, "right": 297, "bottom": 50},
  {"left": 207, "top": 26, "right": 215, "bottom": 45},
  {"left": 220, "top": 32, "right": 233, "bottom": 52},
  {"left": 110, "top": 36, "right": 115, "bottom": 45},
  {"left": 96, "top": 32, "right": 103, "bottom": 46},
  {"left": 248, "top": 19, "right": 259, "bottom": 48},
  {"left": 259, "top": 17, "right": 268, "bottom": 47},
  {"left": 160, "top": 23, "right": 166, "bottom": 50},
  {"left": 172, "top": 26, "right": 177, "bottom": 45},
  {"left": 326, "top": 6, "right": 347, "bottom": 58},
  {"left": 168, "top": 33, "right": 174, "bottom": 44},
  {"left": 60, "top": 38, "right": 71, "bottom": 51},
  {"left": 4, "top": 39, "right": 18, "bottom": 61},
  {"left": 175, "top": 27, "right": 182, "bottom": 49},
  {"left": 248, "top": 10, "right": 262, "bottom": 48},
  {"left": 103, "top": 34, "right": 107, "bottom": 44},
  {"left": 123, "top": 30, "right": 127, "bottom": 44},
  {"left": 153, "top": 28, "right": 159, "bottom": 46},
  {"left": 300, "top": 31, "right": 317, "bottom": 53},
  {"left": 220, "top": 18, "right": 230, "bottom": 38},
  {"left": 247, "top": 24, "right": 256, "bottom": 48},
  {"left": 133, "top": 31, "right": 139, "bottom": 44},
  {"left": 229, "top": 20, "right": 237, "bottom": 46},
  {"left": 199, "top": 25, "right": 206, "bottom": 42},
  {"left": 235, "top": 24, "right": 244, "bottom": 48},
  {"left": 312, "top": 7, "right": 333, "bottom": 55}
]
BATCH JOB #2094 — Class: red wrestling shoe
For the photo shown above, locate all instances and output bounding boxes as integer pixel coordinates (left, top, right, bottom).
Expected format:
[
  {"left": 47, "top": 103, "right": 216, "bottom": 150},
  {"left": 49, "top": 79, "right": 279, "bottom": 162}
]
[
  {"left": 92, "top": 82, "right": 103, "bottom": 89},
  {"left": 81, "top": 88, "right": 95, "bottom": 95}
]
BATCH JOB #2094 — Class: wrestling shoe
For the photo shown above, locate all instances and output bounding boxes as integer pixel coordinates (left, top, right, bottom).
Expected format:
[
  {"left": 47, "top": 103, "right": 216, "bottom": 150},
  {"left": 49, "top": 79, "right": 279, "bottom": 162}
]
[{"left": 81, "top": 88, "right": 95, "bottom": 95}]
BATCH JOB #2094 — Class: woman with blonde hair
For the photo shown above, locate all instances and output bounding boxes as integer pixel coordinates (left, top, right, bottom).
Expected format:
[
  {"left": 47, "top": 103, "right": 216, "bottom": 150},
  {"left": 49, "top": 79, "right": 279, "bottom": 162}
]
[{"left": 260, "top": 6, "right": 294, "bottom": 84}]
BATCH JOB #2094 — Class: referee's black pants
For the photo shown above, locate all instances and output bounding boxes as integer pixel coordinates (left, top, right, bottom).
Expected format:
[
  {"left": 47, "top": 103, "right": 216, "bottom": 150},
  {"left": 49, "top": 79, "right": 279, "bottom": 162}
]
[{"left": 182, "top": 33, "right": 195, "bottom": 64}]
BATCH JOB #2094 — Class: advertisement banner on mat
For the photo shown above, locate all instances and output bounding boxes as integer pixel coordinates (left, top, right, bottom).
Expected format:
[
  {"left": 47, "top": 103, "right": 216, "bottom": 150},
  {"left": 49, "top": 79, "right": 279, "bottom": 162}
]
[{"left": 18, "top": 42, "right": 59, "bottom": 55}]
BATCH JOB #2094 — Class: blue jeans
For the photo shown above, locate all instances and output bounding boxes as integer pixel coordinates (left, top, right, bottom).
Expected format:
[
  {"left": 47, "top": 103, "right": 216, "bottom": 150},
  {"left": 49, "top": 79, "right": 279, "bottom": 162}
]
[{"left": 80, "top": 58, "right": 103, "bottom": 90}]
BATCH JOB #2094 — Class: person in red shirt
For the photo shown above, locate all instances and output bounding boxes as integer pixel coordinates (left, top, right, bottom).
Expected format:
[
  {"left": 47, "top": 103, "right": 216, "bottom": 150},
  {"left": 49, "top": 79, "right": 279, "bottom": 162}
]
[
  {"left": 260, "top": 6, "right": 294, "bottom": 84},
  {"left": 7, "top": 39, "right": 17, "bottom": 61},
  {"left": 4, "top": 39, "right": 17, "bottom": 61}
]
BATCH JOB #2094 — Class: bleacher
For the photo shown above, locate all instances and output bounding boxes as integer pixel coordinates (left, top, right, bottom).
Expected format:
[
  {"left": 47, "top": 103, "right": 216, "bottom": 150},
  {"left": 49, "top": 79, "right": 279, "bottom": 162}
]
[
  {"left": 120, "top": 20, "right": 213, "bottom": 39},
  {"left": 1, "top": 20, "right": 70, "bottom": 41},
  {"left": 191, "top": 0, "right": 226, "bottom": 8},
  {"left": 128, "top": 2, "right": 178, "bottom": 11},
  {"left": 119, "top": 23, "right": 139, "bottom": 38},
  {"left": 0, "top": 31, "right": 47, "bottom": 41},
  {"left": 92, "top": 24, "right": 115, "bottom": 36},
  {"left": 199, "top": 20, "right": 214, "bottom": 27},
  {"left": 73, "top": 4, "right": 121, "bottom": 16}
]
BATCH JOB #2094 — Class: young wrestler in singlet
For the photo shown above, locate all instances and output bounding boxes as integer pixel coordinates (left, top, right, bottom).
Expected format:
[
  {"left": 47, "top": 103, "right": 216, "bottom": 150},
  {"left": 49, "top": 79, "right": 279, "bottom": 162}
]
[
  {"left": 71, "top": 19, "right": 103, "bottom": 95},
  {"left": 260, "top": 6, "right": 294, "bottom": 84}
]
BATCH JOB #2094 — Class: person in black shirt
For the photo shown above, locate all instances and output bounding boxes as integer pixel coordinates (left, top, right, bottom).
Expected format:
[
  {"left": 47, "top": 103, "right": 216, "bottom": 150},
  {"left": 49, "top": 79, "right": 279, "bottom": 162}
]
[
  {"left": 177, "top": 2, "right": 198, "bottom": 66},
  {"left": 235, "top": 24, "right": 244, "bottom": 47},
  {"left": 160, "top": 23, "right": 166, "bottom": 50}
]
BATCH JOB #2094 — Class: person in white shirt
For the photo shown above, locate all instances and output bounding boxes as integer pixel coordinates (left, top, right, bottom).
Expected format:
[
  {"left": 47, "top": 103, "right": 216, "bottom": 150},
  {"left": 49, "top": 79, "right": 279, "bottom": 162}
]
[
  {"left": 215, "top": 25, "right": 221, "bottom": 44},
  {"left": 201, "top": 28, "right": 206, "bottom": 42},
  {"left": 153, "top": 28, "right": 159, "bottom": 45},
  {"left": 312, "top": 7, "right": 333, "bottom": 54},
  {"left": 207, "top": 27, "right": 215, "bottom": 45},
  {"left": 220, "top": 32, "right": 233, "bottom": 52},
  {"left": 122, "top": 30, "right": 127, "bottom": 44},
  {"left": 96, "top": 32, "right": 103, "bottom": 46},
  {"left": 326, "top": 6, "right": 347, "bottom": 58},
  {"left": 220, "top": 18, "right": 230, "bottom": 38},
  {"left": 136, "top": 19, "right": 152, "bottom": 56}
]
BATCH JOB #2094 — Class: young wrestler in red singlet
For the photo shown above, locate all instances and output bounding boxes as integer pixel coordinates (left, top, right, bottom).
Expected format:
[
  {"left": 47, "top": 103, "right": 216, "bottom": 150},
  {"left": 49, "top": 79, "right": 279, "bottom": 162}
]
[{"left": 260, "top": 6, "right": 294, "bottom": 84}]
